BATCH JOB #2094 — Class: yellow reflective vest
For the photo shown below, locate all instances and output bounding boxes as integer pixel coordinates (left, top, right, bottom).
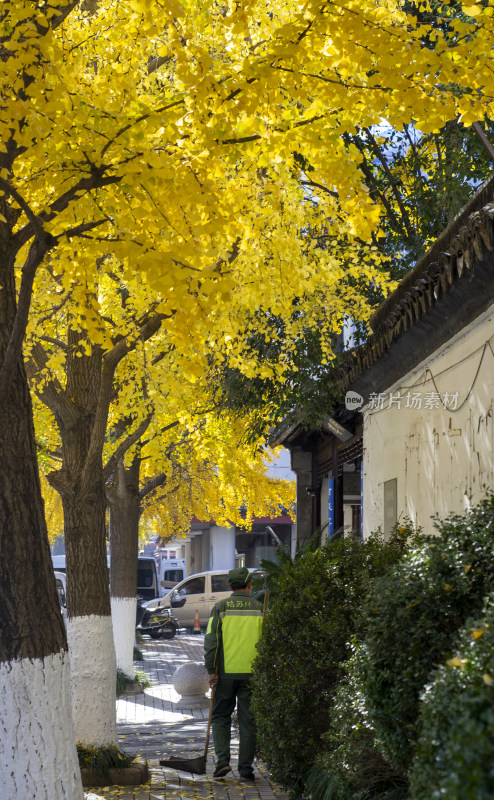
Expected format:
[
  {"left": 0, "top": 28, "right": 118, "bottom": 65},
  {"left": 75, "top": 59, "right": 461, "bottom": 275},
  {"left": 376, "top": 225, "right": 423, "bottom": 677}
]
[{"left": 204, "top": 591, "right": 263, "bottom": 679}]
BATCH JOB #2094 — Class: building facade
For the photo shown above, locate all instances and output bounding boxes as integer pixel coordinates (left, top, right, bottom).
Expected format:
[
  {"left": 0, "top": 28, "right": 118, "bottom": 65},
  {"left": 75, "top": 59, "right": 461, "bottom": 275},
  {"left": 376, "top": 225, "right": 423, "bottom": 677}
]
[{"left": 276, "top": 175, "right": 494, "bottom": 541}]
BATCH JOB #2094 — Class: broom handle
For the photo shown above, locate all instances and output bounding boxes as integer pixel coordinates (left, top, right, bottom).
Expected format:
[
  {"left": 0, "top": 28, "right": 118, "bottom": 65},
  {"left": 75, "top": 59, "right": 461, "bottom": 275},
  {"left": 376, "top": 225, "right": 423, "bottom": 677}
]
[{"left": 203, "top": 668, "right": 217, "bottom": 760}]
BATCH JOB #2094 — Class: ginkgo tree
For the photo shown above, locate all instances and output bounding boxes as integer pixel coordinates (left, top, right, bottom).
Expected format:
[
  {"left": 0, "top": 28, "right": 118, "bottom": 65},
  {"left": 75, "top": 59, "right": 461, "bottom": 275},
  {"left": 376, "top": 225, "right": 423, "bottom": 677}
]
[
  {"left": 2, "top": 0, "right": 494, "bottom": 798},
  {"left": 106, "top": 410, "right": 294, "bottom": 680},
  {"left": 27, "top": 255, "right": 295, "bottom": 741}
]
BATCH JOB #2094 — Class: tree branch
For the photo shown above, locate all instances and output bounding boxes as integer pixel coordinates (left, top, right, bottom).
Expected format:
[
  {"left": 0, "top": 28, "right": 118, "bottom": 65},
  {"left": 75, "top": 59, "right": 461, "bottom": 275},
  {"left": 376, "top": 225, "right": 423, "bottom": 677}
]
[
  {"left": 83, "top": 312, "right": 168, "bottom": 485},
  {"left": 0, "top": 177, "right": 44, "bottom": 237},
  {"left": 300, "top": 179, "right": 338, "bottom": 199},
  {"left": 57, "top": 217, "right": 110, "bottom": 241},
  {"left": 472, "top": 120, "right": 494, "bottom": 163},
  {"left": 152, "top": 345, "right": 175, "bottom": 366},
  {"left": 12, "top": 172, "right": 120, "bottom": 252},
  {"left": 105, "top": 312, "right": 165, "bottom": 371},
  {"left": 39, "top": 335, "right": 68, "bottom": 351},
  {"left": 363, "top": 126, "right": 416, "bottom": 241},
  {"left": 140, "top": 472, "right": 168, "bottom": 500},
  {"left": 345, "top": 134, "right": 403, "bottom": 233},
  {"left": 142, "top": 480, "right": 182, "bottom": 507},
  {"left": 0, "top": 235, "right": 55, "bottom": 403},
  {"left": 220, "top": 112, "right": 324, "bottom": 146},
  {"left": 138, "top": 418, "right": 180, "bottom": 449},
  {"left": 36, "top": 439, "right": 62, "bottom": 462},
  {"left": 100, "top": 99, "right": 185, "bottom": 159},
  {"left": 43, "top": 0, "right": 81, "bottom": 33},
  {"left": 25, "top": 340, "right": 71, "bottom": 422},
  {"left": 147, "top": 54, "right": 173, "bottom": 74},
  {"left": 36, "top": 291, "right": 71, "bottom": 326},
  {"left": 103, "top": 414, "right": 152, "bottom": 483}
]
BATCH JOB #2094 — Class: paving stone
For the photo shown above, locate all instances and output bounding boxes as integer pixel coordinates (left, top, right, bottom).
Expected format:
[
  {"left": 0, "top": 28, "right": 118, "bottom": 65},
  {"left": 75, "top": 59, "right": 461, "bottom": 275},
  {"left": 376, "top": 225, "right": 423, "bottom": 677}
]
[{"left": 89, "top": 634, "right": 285, "bottom": 800}]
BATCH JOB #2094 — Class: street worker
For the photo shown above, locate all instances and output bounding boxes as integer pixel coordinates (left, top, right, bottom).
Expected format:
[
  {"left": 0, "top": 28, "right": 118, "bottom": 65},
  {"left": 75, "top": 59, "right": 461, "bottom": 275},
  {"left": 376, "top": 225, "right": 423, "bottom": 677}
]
[{"left": 204, "top": 566, "right": 263, "bottom": 781}]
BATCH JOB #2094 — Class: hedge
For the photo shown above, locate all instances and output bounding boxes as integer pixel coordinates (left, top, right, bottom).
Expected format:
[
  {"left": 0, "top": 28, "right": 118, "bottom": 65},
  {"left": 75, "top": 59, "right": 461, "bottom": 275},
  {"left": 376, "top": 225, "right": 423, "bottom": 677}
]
[
  {"left": 311, "top": 643, "right": 407, "bottom": 800},
  {"left": 409, "top": 593, "right": 494, "bottom": 800},
  {"left": 357, "top": 495, "right": 494, "bottom": 773},
  {"left": 251, "top": 528, "right": 413, "bottom": 797}
]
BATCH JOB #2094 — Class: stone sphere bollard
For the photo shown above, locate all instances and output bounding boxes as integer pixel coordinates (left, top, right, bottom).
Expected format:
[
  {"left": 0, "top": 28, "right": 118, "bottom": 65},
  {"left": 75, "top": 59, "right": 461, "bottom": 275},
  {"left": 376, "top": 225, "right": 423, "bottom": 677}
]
[{"left": 172, "top": 661, "right": 210, "bottom": 708}]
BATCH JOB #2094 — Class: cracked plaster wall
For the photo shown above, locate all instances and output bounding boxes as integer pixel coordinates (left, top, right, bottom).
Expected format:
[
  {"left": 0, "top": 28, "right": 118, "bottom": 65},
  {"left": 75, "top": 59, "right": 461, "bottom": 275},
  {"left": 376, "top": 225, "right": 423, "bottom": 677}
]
[{"left": 363, "top": 304, "right": 494, "bottom": 537}]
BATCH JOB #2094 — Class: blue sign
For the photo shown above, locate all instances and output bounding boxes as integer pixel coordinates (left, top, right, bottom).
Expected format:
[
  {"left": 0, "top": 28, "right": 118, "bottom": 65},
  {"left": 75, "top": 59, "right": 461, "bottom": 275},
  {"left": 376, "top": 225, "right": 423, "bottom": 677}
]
[
  {"left": 360, "top": 460, "right": 364, "bottom": 539},
  {"left": 328, "top": 478, "right": 335, "bottom": 537}
]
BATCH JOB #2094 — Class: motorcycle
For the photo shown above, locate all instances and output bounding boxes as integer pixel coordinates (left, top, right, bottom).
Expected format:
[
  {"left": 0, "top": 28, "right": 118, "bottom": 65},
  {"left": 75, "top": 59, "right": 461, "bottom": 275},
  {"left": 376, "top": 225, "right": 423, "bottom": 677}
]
[{"left": 136, "top": 596, "right": 179, "bottom": 640}]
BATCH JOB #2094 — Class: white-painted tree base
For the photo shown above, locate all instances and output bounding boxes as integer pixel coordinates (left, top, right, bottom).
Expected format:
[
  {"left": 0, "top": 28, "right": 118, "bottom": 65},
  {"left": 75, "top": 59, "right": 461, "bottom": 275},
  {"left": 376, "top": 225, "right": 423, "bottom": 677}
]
[
  {"left": 67, "top": 615, "right": 117, "bottom": 746},
  {"left": 0, "top": 649, "right": 84, "bottom": 800},
  {"left": 111, "top": 596, "right": 137, "bottom": 679}
]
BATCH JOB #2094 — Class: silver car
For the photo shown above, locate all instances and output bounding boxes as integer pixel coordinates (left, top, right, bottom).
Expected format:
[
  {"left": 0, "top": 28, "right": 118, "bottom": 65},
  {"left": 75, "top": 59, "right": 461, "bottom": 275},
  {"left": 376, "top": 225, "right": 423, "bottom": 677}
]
[
  {"left": 143, "top": 569, "right": 261, "bottom": 629},
  {"left": 54, "top": 571, "right": 67, "bottom": 627}
]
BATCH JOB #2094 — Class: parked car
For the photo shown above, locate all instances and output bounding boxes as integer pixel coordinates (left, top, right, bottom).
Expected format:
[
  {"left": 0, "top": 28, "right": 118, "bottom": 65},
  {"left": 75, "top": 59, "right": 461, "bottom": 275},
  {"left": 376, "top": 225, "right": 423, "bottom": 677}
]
[
  {"left": 54, "top": 571, "right": 67, "bottom": 627},
  {"left": 143, "top": 568, "right": 262, "bottom": 629},
  {"left": 136, "top": 556, "right": 160, "bottom": 601}
]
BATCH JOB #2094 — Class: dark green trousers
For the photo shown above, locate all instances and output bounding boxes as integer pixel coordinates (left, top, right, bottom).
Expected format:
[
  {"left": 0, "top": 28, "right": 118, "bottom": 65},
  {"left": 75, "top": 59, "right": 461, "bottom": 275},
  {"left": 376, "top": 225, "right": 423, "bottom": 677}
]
[{"left": 211, "top": 677, "right": 256, "bottom": 775}]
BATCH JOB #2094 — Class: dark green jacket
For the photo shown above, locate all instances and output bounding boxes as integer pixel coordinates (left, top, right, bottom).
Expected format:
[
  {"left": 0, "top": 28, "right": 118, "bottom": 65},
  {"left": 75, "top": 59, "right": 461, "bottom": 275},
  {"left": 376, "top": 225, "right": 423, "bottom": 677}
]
[{"left": 204, "top": 591, "right": 263, "bottom": 679}]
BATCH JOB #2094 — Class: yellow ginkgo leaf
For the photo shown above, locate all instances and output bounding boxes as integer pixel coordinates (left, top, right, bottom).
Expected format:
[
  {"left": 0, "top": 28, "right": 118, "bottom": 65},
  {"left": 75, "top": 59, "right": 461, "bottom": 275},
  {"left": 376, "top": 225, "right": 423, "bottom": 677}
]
[{"left": 446, "top": 656, "right": 467, "bottom": 668}]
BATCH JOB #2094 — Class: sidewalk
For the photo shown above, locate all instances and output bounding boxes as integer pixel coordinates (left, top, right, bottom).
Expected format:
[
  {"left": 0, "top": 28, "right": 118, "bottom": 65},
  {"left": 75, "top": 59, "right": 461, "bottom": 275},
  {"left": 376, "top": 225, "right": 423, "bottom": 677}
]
[{"left": 86, "top": 633, "right": 289, "bottom": 800}]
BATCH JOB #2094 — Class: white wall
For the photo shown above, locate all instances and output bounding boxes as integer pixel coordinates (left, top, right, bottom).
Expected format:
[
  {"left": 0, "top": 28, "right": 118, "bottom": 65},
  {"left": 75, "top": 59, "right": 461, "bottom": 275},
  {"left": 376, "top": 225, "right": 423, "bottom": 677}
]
[
  {"left": 363, "top": 304, "right": 494, "bottom": 537},
  {"left": 267, "top": 447, "right": 296, "bottom": 481},
  {"left": 268, "top": 447, "right": 296, "bottom": 549},
  {"left": 209, "top": 526, "right": 236, "bottom": 569},
  {"left": 201, "top": 529, "right": 210, "bottom": 570}
]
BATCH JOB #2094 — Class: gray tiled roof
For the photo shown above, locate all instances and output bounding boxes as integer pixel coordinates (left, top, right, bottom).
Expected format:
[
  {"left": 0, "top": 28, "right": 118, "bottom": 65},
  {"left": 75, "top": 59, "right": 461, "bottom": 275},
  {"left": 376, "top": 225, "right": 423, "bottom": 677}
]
[{"left": 340, "top": 173, "right": 494, "bottom": 396}]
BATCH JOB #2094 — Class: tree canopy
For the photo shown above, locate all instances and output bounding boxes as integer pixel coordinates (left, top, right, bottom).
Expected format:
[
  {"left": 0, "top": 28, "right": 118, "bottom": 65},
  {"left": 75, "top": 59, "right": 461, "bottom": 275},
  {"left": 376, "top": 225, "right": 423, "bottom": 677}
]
[
  {"left": 2, "top": 0, "right": 492, "bottom": 412},
  {"left": 3, "top": 0, "right": 493, "bottom": 545},
  {"left": 2, "top": 0, "right": 494, "bottom": 794}
]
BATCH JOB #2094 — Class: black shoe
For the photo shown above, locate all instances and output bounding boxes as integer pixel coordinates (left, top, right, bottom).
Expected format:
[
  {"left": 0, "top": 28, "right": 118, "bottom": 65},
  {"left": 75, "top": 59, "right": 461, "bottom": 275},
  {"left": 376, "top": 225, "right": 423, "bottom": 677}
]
[
  {"left": 239, "top": 773, "right": 255, "bottom": 781},
  {"left": 213, "top": 764, "right": 231, "bottom": 778}
]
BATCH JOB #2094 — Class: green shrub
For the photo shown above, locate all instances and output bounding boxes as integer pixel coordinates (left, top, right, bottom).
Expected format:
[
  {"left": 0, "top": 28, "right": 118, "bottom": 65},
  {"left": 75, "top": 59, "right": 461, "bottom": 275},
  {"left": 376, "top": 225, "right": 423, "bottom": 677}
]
[
  {"left": 76, "top": 743, "right": 135, "bottom": 776},
  {"left": 251, "top": 527, "right": 413, "bottom": 797},
  {"left": 311, "top": 644, "right": 407, "bottom": 800},
  {"left": 116, "top": 667, "right": 151, "bottom": 695},
  {"left": 116, "top": 669, "right": 134, "bottom": 695},
  {"left": 359, "top": 495, "right": 494, "bottom": 774},
  {"left": 409, "top": 593, "right": 494, "bottom": 800},
  {"left": 133, "top": 645, "right": 144, "bottom": 661}
]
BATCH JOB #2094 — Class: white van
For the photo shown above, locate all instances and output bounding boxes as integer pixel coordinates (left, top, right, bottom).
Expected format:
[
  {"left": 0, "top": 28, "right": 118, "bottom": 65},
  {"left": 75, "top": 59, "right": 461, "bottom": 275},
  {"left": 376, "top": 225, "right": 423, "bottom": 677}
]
[
  {"left": 136, "top": 556, "right": 160, "bottom": 601},
  {"left": 51, "top": 554, "right": 159, "bottom": 600},
  {"left": 51, "top": 554, "right": 111, "bottom": 573},
  {"left": 144, "top": 568, "right": 262, "bottom": 629},
  {"left": 158, "top": 557, "right": 186, "bottom": 594}
]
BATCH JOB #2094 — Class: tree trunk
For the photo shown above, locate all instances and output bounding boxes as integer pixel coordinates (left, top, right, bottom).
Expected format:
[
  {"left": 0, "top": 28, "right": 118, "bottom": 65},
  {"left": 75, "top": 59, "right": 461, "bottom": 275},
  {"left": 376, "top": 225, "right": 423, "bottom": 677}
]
[
  {"left": 62, "top": 477, "right": 117, "bottom": 746},
  {"left": 0, "top": 241, "right": 83, "bottom": 798},
  {"left": 107, "top": 456, "right": 141, "bottom": 679},
  {"left": 50, "top": 340, "right": 117, "bottom": 747}
]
